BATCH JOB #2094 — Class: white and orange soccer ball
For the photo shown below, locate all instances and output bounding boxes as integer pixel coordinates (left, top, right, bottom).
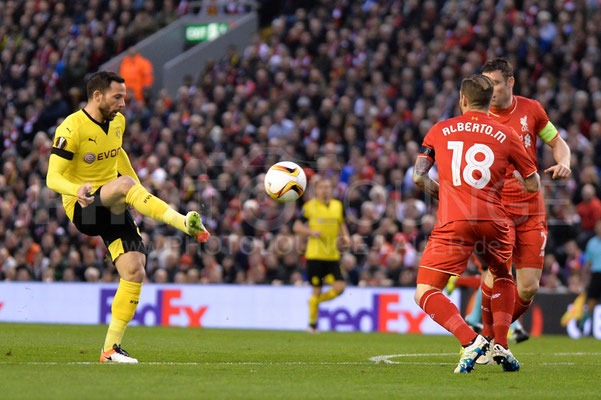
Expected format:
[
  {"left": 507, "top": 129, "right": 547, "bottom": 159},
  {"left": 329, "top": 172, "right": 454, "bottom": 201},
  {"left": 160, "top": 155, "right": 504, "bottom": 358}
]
[{"left": 264, "top": 161, "right": 307, "bottom": 203}]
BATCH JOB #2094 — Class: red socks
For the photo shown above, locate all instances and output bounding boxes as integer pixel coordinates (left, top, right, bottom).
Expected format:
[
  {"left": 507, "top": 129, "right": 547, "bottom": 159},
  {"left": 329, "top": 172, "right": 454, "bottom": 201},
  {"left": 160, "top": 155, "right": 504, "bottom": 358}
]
[
  {"left": 513, "top": 286, "right": 533, "bottom": 322},
  {"left": 420, "top": 289, "right": 477, "bottom": 346},
  {"left": 481, "top": 283, "right": 494, "bottom": 338},
  {"left": 454, "top": 275, "right": 482, "bottom": 289},
  {"left": 491, "top": 276, "right": 515, "bottom": 348}
]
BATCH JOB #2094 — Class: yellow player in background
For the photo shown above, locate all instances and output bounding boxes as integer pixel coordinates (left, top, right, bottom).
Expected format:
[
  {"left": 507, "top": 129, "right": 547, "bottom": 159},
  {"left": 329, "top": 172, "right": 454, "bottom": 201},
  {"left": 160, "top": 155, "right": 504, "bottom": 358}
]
[{"left": 294, "top": 178, "right": 351, "bottom": 332}]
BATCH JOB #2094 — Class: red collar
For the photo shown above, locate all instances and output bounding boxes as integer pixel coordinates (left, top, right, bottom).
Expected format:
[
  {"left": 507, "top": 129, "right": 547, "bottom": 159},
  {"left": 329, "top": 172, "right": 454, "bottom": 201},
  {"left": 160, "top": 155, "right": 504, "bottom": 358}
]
[{"left": 490, "top": 96, "right": 518, "bottom": 117}]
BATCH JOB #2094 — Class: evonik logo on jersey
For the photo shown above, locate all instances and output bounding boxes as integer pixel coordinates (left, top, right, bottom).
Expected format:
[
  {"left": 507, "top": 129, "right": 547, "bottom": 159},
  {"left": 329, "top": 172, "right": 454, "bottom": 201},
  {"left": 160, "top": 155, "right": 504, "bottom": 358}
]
[
  {"left": 83, "top": 147, "right": 121, "bottom": 164},
  {"left": 99, "top": 288, "right": 208, "bottom": 327}
]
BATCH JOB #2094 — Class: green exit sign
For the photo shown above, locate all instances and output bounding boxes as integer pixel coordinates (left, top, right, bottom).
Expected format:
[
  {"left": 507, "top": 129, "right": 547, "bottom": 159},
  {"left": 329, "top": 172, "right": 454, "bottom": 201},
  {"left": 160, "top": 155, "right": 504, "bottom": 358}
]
[{"left": 185, "top": 23, "right": 229, "bottom": 43}]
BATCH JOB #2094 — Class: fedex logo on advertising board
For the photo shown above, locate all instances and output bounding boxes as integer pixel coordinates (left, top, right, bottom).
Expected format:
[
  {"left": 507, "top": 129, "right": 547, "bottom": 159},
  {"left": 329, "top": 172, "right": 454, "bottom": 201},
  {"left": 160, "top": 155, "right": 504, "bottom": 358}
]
[
  {"left": 99, "top": 289, "right": 208, "bottom": 327},
  {"left": 318, "top": 293, "right": 432, "bottom": 333}
]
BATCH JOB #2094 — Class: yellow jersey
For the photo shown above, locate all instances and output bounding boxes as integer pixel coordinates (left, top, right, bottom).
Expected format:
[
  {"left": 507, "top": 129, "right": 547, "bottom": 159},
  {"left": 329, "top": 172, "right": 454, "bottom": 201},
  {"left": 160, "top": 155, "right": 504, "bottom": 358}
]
[
  {"left": 46, "top": 109, "right": 139, "bottom": 220},
  {"left": 300, "top": 198, "right": 344, "bottom": 261}
]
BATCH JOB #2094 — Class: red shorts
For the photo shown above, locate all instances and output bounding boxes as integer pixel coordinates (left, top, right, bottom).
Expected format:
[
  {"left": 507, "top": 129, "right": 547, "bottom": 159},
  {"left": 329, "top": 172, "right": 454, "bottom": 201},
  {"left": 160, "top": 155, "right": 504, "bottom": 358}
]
[
  {"left": 417, "top": 220, "right": 512, "bottom": 289},
  {"left": 507, "top": 213, "right": 547, "bottom": 270}
]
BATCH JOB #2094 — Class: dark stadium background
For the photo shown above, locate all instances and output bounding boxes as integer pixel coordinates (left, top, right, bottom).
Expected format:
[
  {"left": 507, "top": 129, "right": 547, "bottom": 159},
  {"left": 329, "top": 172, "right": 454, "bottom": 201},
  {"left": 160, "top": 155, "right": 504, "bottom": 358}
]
[{"left": 0, "top": 0, "right": 597, "bottom": 321}]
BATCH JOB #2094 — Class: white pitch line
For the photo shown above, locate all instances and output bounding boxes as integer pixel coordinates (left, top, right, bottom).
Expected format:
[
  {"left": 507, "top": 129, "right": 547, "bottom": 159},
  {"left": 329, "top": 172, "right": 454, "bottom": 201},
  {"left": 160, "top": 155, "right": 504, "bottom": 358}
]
[
  {"left": 541, "top": 363, "right": 576, "bottom": 366},
  {"left": 0, "top": 352, "right": 597, "bottom": 367},
  {"left": 369, "top": 354, "right": 457, "bottom": 364},
  {"left": 369, "top": 352, "right": 601, "bottom": 365},
  {"left": 0, "top": 360, "right": 581, "bottom": 367},
  {"left": 0, "top": 361, "right": 372, "bottom": 366}
]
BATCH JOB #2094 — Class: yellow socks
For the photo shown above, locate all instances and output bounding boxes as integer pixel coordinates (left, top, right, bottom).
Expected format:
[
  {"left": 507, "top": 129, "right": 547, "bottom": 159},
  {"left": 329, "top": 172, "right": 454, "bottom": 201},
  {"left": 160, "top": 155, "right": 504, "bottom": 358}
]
[
  {"left": 309, "top": 295, "right": 319, "bottom": 326},
  {"left": 103, "top": 279, "right": 142, "bottom": 350},
  {"left": 104, "top": 318, "right": 128, "bottom": 351},
  {"left": 309, "top": 289, "right": 342, "bottom": 326},
  {"left": 125, "top": 183, "right": 186, "bottom": 233},
  {"left": 318, "top": 289, "right": 339, "bottom": 302},
  {"left": 162, "top": 208, "right": 187, "bottom": 233}
]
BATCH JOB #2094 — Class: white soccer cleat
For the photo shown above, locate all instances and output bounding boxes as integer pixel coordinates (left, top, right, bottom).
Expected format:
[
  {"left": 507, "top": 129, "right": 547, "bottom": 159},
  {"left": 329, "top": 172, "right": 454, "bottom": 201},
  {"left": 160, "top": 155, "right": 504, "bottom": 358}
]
[
  {"left": 454, "top": 335, "right": 489, "bottom": 373},
  {"left": 475, "top": 347, "right": 493, "bottom": 365},
  {"left": 99, "top": 344, "right": 138, "bottom": 364},
  {"left": 491, "top": 343, "right": 520, "bottom": 372}
]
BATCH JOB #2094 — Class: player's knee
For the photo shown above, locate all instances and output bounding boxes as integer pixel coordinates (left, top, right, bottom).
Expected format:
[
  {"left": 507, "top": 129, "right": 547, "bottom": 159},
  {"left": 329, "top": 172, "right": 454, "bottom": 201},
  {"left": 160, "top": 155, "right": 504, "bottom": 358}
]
[
  {"left": 518, "top": 280, "right": 539, "bottom": 300},
  {"left": 334, "top": 281, "right": 346, "bottom": 295},
  {"left": 122, "top": 254, "right": 146, "bottom": 283},
  {"left": 414, "top": 291, "right": 422, "bottom": 306},
  {"left": 414, "top": 287, "right": 426, "bottom": 306},
  {"left": 116, "top": 175, "right": 138, "bottom": 195}
]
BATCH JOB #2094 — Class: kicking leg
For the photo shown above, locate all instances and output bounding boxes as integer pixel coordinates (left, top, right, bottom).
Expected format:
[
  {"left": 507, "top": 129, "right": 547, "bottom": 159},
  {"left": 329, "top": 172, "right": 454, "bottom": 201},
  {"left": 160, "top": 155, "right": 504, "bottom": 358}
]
[{"left": 99, "top": 176, "right": 208, "bottom": 240}]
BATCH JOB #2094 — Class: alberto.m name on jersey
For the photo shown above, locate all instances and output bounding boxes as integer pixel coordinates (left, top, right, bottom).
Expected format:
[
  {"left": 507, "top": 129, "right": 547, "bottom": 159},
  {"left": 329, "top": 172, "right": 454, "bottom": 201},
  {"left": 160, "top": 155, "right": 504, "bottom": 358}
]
[{"left": 442, "top": 122, "right": 507, "bottom": 143}]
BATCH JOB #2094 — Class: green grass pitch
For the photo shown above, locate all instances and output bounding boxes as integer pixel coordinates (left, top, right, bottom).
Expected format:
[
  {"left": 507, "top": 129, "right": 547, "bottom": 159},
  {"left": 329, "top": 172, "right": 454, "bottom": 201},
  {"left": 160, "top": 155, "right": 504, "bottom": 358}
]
[{"left": 1, "top": 323, "right": 600, "bottom": 399}]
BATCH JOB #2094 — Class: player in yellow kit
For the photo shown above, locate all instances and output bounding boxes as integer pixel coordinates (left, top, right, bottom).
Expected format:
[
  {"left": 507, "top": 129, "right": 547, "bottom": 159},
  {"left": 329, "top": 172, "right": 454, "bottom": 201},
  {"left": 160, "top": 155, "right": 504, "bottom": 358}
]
[
  {"left": 293, "top": 178, "right": 351, "bottom": 332},
  {"left": 46, "top": 71, "right": 209, "bottom": 363}
]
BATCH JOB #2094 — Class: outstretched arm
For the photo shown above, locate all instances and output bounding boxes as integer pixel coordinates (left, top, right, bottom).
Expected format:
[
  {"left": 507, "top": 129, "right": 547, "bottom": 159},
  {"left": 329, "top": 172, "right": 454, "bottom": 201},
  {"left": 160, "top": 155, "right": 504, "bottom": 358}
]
[
  {"left": 412, "top": 156, "right": 439, "bottom": 200},
  {"left": 544, "top": 136, "right": 571, "bottom": 179}
]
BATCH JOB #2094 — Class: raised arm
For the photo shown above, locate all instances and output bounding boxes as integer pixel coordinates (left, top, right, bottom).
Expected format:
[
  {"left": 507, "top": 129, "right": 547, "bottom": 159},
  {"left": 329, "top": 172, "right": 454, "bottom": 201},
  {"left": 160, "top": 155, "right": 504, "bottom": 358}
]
[{"left": 412, "top": 155, "right": 439, "bottom": 200}]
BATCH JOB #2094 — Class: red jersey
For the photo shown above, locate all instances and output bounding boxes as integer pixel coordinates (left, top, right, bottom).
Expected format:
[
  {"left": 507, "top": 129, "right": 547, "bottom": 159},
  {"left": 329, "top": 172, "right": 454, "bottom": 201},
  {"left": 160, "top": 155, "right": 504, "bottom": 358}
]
[
  {"left": 419, "top": 111, "right": 537, "bottom": 225},
  {"left": 489, "top": 96, "right": 559, "bottom": 216}
]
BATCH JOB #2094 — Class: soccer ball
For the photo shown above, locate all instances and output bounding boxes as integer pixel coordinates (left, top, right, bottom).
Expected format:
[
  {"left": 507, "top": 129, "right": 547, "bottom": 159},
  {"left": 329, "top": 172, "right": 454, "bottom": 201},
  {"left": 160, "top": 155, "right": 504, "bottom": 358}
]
[{"left": 264, "top": 161, "right": 307, "bottom": 203}]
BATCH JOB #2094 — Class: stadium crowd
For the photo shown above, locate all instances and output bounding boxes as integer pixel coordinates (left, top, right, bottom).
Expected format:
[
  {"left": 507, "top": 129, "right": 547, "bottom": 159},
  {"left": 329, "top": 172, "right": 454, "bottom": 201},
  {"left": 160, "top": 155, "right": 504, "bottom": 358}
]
[{"left": 1, "top": 0, "right": 600, "bottom": 294}]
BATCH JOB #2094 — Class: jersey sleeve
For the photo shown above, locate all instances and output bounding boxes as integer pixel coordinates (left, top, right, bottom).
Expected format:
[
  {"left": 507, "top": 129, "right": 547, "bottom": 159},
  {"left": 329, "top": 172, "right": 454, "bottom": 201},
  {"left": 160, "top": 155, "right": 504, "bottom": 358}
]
[
  {"left": 297, "top": 203, "right": 309, "bottom": 223},
  {"left": 47, "top": 119, "right": 81, "bottom": 196},
  {"left": 51, "top": 119, "right": 80, "bottom": 160},
  {"left": 507, "top": 127, "right": 537, "bottom": 178},
  {"left": 418, "top": 126, "right": 437, "bottom": 162},
  {"left": 533, "top": 100, "right": 558, "bottom": 144}
]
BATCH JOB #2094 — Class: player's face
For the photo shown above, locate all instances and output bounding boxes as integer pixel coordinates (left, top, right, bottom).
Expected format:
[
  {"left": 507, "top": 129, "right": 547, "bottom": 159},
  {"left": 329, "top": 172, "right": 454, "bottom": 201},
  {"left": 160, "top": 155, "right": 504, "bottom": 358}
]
[
  {"left": 99, "top": 82, "right": 126, "bottom": 121},
  {"left": 482, "top": 70, "right": 513, "bottom": 109},
  {"left": 315, "top": 180, "right": 333, "bottom": 201}
]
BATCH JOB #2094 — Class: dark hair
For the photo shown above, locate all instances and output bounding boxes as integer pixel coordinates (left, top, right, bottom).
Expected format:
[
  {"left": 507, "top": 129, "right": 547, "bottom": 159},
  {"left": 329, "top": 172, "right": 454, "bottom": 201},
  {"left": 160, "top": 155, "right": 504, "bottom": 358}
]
[
  {"left": 86, "top": 71, "right": 125, "bottom": 99},
  {"left": 460, "top": 74, "right": 494, "bottom": 109},
  {"left": 481, "top": 58, "right": 514, "bottom": 80}
]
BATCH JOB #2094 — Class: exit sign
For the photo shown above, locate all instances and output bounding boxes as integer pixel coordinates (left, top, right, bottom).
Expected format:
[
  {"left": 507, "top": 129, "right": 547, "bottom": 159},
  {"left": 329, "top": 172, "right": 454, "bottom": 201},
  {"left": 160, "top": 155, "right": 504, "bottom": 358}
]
[{"left": 185, "top": 23, "right": 229, "bottom": 43}]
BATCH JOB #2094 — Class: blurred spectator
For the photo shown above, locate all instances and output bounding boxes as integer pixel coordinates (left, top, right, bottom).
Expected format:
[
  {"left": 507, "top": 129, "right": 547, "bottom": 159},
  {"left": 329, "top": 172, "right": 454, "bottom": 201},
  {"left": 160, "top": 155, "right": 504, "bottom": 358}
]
[
  {"left": 576, "top": 184, "right": 601, "bottom": 242},
  {"left": 1, "top": 0, "right": 599, "bottom": 290},
  {"left": 119, "top": 47, "right": 154, "bottom": 102}
]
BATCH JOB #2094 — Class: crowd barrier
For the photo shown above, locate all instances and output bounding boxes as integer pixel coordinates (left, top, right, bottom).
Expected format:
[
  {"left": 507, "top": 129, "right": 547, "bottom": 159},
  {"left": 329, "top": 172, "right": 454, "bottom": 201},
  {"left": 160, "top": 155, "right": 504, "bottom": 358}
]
[
  {"left": 0, "top": 283, "right": 457, "bottom": 334},
  {"left": 2, "top": 283, "right": 598, "bottom": 338},
  {"left": 460, "top": 290, "right": 601, "bottom": 339}
]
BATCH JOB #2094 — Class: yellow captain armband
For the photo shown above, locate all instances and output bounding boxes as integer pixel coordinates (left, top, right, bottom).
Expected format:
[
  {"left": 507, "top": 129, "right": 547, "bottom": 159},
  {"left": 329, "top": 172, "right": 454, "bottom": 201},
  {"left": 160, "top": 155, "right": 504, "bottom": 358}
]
[{"left": 538, "top": 121, "right": 558, "bottom": 144}]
